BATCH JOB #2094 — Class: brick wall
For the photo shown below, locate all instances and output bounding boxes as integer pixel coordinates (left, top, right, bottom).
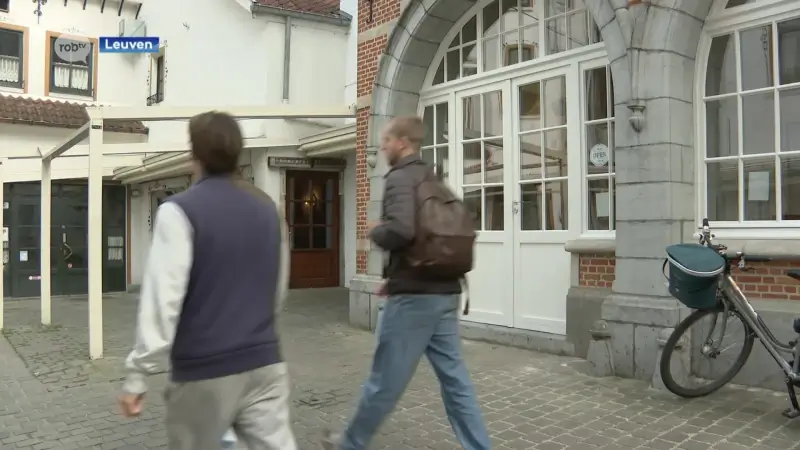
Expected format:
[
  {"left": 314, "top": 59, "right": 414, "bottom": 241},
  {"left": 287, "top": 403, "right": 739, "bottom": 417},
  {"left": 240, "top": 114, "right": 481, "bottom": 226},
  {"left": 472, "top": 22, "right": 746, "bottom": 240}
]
[
  {"left": 578, "top": 254, "right": 615, "bottom": 289},
  {"left": 355, "top": 2, "right": 401, "bottom": 273},
  {"left": 734, "top": 261, "right": 800, "bottom": 301}
]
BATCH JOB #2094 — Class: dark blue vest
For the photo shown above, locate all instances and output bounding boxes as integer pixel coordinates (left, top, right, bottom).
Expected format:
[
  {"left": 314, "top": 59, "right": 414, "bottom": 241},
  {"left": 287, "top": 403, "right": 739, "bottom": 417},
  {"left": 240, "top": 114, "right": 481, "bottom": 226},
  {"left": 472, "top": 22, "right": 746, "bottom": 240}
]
[{"left": 167, "top": 176, "right": 282, "bottom": 382}]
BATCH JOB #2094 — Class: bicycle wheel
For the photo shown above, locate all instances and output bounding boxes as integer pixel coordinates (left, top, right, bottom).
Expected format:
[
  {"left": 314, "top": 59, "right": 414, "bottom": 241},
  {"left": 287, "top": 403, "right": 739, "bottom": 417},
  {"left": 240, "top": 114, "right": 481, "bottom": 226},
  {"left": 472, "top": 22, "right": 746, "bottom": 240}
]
[{"left": 660, "top": 306, "right": 754, "bottom": 398}]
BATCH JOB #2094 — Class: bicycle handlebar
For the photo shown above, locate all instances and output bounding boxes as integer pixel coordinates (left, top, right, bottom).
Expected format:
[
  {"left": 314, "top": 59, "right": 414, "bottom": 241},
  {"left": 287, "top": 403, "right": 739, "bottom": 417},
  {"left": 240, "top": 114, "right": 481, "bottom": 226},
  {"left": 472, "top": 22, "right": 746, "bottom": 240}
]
[{"left": 697, "top": 219, "right": 774, "bottom": 263}]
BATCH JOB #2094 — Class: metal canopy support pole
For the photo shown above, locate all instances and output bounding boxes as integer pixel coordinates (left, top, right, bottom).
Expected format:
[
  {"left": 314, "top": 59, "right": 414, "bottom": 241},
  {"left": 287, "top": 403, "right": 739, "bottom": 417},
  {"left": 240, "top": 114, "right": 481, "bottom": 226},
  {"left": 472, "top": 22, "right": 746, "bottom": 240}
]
[
  {"left": 41, "top": 159, "right": 52, "bottom": 324},
  {"left": 88, "top": 120, "right": 104, "bottom": 359},
  {"left": 0, "top": 160, "right": 4, "bottom": 330}
]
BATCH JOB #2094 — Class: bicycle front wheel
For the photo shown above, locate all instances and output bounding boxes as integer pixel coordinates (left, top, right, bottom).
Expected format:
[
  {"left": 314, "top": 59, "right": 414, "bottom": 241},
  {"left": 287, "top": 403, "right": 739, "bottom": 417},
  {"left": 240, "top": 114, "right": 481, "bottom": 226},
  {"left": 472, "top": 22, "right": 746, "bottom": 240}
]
[{"left": 660, "top": 306, "right": 754, "bottom": 398}]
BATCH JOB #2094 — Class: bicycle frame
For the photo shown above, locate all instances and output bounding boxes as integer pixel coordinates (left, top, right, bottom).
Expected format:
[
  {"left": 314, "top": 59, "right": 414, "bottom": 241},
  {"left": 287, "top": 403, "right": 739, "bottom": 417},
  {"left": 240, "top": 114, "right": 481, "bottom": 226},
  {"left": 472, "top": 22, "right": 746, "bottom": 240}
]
[{"left": 717, "top": 274, "right": 800, "bottom": 383}]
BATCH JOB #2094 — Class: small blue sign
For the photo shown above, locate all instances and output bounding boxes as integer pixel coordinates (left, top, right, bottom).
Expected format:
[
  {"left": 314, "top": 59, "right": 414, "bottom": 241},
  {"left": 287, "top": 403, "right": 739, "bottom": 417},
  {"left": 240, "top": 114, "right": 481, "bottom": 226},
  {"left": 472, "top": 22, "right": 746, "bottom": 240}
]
[{"left": 99, "top": 37, "right": 160, "bottom": 53}]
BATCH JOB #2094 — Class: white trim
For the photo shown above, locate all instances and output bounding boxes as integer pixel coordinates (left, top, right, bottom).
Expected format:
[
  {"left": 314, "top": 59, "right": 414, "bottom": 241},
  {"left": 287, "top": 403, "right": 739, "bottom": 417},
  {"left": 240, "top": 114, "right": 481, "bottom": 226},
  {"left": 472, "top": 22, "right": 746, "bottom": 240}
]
[
  {"left": 298, "top": 123, "right": 356, "bottom": 156},
  {"left": 695, "top": 0, "right": 800, "bottom": 237}
]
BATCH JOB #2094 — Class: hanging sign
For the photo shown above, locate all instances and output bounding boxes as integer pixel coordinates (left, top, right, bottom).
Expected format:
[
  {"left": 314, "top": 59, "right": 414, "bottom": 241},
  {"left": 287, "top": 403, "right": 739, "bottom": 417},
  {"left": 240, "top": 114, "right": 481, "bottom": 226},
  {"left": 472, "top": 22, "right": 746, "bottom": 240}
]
[
  {"left": 589, "top": 143, "right": 609, "bottom": 167},
  {"left": 267, "top": 157, "right": 346, "bottom": 169}
]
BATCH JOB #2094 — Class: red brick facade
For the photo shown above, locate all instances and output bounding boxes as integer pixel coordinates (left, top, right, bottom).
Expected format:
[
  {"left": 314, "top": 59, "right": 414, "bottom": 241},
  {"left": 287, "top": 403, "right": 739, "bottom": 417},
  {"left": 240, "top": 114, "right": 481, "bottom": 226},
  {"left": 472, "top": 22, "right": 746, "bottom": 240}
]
[
  {"left": 578, "top": 254, "right": 615, "bottom": 289},
  {"left": 355, "top": 2, "right": 400, "bottom": 273},
  {"left": 578, "top": 254, "right": 800, "bottom": 301}
]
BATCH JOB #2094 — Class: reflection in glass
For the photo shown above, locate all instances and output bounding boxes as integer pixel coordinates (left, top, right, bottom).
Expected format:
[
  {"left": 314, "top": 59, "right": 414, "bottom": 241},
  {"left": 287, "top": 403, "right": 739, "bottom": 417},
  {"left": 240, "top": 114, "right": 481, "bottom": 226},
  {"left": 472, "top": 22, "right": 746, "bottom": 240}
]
[
  {"left": 780, "top": 88, "right": 800, "bottom": 151},
  {"left": 545, "top": 18, "right": 566, "bottom": 54},
  {"left": 520, "top": 26, "right": 539, "bottom": 61},
  {"left": 483, "top": 91, "right": 503, "bottom": 137},
  {"left": 779, "top": 18, "right": 800, "bottom": 85},
  {"left": 743, "top": 158, "right": 775, "bottom": 221},
  {"left": 586, "top": 67, "right": 608, "bottom": 120},
  {"left": 421, "top": 148, "right": 435, "bottom": 167},
  {"left": 484, "top": 140, "right": 504, "bottom": 184},
  {"left": 482, "top": 36, "right": 501, "bottom": 71},
  {"left": 706, "top": 97, "right": 739, "bottom": 158},
  {"left": 463, "top": 15, "right": 478, "bottom": 43},
  {"left": 568, "top": 12, "right": 588, "bottom": 49},
  {"left": 740, "top": 25, "right": 773, "bottom": 91},
  {"left": 433, "top": 61, "right": 445, "bottom": 85},
  {"left": 781, "top": 154, "right": 800, "bottom": 220},
  {"left": 544, "top": 0, "right": 566, "bottom": 17},
  {"left": 545, "top": 180, "right": 568, "bottom": 230},
  {"left": 706, "top": 160, "right": 739, "bottom": 221},
  {"left": 484, "top": 186, "right": 504, "bottom": 230},
  {"left": 706, "top": 34, "right": 736, "bottom": 96},
  {"left": 463, "top": 186, "right": 482, "bottom": 230},
  {"left": 436, "top": 147, "right": 450, "bottom": 180},
  {"left": 519, "top": 132, "right": 542, "bottom": 181},
  {"left": 503, "top": 32, "right": 519, "bottom": 66},
  {"left": 423, "top": 106, "right": 434, "bottom": 147},
  {"left": 544, "top": 129, "right": 568, "bottom": 178},
  {"left": 521, "top": 183, "right": 542, "bottom": 230},
  {"left": 543, "top": 77, "right": 567, "bottom": 128},
  {"left": 462, "top": 95, "right": 480, "bottom": 139},
  {"left": 519, "top": 82, "right": 541, "bottom": 131},
  {"left": 435, "top": 103, "right": 449, "bottom": 144},
  {"left": 446, "top": 50, "right": 460, "bottom": 81},
  {"left": 482, "top": 0, "right": 501, "bottom": 35},
  {"left": 521, "top": 6, "right": 538, "bottom": 28},
  {"left": 586, "top": 123, "right": 609, "bottom": 175},
  {"left": 742, "top": 93, "right": 774, "bottom": 154},
  {"left": 462, "top": 142, "right": 482, "bottom": 182},
  {"left": 462, "top": 44, "right": 478, "bottom": 76},
  {"left": 588, "top": 178, "right": 612, "bottom": 230}
]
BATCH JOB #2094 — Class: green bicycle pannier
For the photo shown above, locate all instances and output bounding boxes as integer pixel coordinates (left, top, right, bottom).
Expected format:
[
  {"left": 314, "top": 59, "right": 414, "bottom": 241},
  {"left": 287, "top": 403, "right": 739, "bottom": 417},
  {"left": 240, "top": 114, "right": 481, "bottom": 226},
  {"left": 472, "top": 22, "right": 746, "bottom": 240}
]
[{"left": 665, "top": 243, "right": 725, "bottom": 310}]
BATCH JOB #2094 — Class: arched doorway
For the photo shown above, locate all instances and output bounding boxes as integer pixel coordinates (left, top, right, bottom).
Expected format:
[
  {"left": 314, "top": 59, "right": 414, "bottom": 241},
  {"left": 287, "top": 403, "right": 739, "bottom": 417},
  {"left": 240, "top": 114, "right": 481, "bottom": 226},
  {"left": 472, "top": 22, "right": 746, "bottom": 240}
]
[{"left": 415, "top": 0, "right": 613, "bottom": 333}]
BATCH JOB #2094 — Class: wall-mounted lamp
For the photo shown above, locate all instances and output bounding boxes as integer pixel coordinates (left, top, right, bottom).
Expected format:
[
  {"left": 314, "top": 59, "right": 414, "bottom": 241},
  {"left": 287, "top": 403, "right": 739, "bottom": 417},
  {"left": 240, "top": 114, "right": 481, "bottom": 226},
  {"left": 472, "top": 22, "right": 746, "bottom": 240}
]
[
  {"left": 366, "top": 150, "right": 378, "bottom": 168},
  {"left": 304, "top": 194, "right": 318, "bottom": 209},
  {"left": 32, "top": 0, "right": 47, "bottom": 24},
  {"left": 130, "top": 189, "right": 141, "bottom": 198}
]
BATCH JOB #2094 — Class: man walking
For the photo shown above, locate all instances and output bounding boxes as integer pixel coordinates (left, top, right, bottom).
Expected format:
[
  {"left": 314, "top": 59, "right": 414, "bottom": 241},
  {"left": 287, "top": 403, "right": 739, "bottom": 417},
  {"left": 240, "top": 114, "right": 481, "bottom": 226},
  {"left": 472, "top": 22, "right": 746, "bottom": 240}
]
[
  {"left": 324, "top": 116, "right": 491, "bottom": 450},
  {"left": 118, "top": 111, "right": 296, "bottom": 450}
]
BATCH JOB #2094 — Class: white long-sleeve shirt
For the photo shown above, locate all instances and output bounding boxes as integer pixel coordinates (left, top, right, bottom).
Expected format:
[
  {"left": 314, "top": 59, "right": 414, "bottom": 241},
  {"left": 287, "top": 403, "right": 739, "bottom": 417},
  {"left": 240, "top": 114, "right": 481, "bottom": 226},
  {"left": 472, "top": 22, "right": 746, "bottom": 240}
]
[{"left": 122, "top": 202, "right": 290, "bottom": 395}]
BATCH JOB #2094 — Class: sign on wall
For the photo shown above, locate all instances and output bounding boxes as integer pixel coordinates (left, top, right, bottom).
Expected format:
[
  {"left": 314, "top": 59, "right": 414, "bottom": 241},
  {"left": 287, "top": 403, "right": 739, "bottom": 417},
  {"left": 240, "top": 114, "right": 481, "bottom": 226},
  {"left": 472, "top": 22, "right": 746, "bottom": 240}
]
[{"left": 268, "top": 157, "right": 346, "bottom": 170}]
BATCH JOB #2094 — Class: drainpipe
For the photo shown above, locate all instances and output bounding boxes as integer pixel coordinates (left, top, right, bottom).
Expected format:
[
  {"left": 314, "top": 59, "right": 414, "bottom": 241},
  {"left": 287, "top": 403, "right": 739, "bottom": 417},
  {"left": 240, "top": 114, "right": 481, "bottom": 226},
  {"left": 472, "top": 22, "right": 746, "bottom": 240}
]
[{"left": 283, "top": 16, "right": 291, "bottom": 104}]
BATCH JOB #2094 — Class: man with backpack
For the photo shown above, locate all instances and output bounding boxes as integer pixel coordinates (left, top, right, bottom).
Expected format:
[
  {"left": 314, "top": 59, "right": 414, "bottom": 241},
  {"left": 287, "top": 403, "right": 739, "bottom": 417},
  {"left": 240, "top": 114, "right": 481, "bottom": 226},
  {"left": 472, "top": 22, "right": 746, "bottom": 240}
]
[{"left": 322, "top": 116, "right": 492, "bottom": 450}]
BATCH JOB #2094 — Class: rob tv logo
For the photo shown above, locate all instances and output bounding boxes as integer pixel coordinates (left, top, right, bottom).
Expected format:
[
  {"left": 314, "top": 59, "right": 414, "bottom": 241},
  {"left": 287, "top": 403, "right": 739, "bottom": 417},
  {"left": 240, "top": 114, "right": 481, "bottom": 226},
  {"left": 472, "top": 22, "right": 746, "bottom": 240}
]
[{"left": 98, "top": 36, "right": 160, "bottom": 53}]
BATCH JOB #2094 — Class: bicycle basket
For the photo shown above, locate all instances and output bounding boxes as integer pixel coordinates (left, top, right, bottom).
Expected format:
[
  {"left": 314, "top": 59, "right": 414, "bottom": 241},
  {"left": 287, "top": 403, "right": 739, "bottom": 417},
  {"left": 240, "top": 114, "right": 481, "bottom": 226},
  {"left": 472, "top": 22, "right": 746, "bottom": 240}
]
[{"left": 664, "top": 243, "right": 725, "bottom": 310}]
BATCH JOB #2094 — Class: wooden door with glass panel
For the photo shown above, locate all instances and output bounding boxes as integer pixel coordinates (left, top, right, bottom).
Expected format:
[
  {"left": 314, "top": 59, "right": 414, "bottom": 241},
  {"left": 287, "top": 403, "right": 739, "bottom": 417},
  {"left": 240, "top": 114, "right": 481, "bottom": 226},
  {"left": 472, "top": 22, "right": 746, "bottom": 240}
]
[{"left": 285, "top": 171, "right": 340, "bottom": 289}]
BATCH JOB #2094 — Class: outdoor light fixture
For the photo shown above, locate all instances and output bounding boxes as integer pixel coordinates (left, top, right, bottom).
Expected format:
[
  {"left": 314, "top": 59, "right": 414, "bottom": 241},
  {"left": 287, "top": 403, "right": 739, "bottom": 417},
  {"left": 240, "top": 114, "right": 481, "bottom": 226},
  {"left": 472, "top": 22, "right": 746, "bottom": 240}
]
[{"left": 32, "top": 0, "right": 46, "bottom": 23}]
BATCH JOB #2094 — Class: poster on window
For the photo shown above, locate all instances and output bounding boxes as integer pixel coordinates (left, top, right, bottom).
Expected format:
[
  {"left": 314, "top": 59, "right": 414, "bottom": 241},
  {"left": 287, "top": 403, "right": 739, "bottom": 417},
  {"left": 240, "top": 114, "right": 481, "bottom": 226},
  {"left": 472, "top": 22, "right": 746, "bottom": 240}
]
[
  {"left": 747, "top": 171, "right": 770, "bottom": 202},
  {"left": 595, "top": 192, "right": 610, "bottom": 218}
]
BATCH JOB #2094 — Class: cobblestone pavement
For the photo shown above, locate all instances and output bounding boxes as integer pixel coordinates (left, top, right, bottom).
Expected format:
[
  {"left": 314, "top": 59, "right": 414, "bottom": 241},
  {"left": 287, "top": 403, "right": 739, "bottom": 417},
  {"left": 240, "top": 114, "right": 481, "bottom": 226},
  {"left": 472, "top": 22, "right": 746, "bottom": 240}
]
[{"left": 3, "top": 289, "right": 800, "bottom": 449}]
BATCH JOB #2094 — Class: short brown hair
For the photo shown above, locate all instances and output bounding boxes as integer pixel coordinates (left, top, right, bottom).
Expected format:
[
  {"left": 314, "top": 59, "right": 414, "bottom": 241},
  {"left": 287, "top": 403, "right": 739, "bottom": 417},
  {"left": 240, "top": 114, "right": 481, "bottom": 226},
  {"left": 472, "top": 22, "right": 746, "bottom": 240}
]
[
  {"left": 188, "top": 111, "right": 243, "bottom": 175},
  {"left": 387, "top": 116, "right": 425, "bottom": 151}
]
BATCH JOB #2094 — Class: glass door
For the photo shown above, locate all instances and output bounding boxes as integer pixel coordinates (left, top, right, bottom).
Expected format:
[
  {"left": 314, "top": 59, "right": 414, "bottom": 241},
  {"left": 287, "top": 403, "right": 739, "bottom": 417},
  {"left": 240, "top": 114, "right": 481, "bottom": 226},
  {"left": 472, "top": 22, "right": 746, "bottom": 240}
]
[
  {"left": 511, "top": 68, "right": 578, "bottom": 334},
  {"left": 53, "top": 184, "right": 88, "bottom": 296},
  {"left": 455, "top": 81, "right": 514, "bottom": 326}
]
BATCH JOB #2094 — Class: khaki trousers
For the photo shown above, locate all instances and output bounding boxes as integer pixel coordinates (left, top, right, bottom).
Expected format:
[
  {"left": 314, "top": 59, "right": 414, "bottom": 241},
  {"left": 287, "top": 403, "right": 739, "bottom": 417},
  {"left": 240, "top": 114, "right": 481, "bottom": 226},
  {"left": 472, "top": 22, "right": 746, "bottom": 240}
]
[{"left": 164, "top": 362, "right": 297, "bottom": 450}]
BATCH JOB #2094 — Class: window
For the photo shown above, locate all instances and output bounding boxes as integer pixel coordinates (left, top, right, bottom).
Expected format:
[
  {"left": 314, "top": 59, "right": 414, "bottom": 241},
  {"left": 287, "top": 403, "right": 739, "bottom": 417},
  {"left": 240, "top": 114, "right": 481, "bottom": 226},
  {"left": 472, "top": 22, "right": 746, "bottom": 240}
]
[
  {"left": 584, "top": 65, "right": 615, "bottom": 231},
  {"left": 147, "top": 54, "right": 165, "bottom": 105},
  {"left": 517, "top": 76, "right": 568, "bottom": 231},
  {"left": 0, "top": 27, "right": 23, "bottom": 89},
  {"left": 703, "top": 16, "right": 800, "bottom": 223},
  {"left": 461, "top": 90, "right": 505, "bottom": 230},
  {"left": 432, "top": 0, "right": 601, "bottom": 85},
  {"left": 421, "top": 103, "right": 450, "bottom": 180},
  {"left": 0, "top": 0, "right": 8, "bottom": 12},
  {"left": 48, "top": 36, "right": 94, "bottom": 97}
]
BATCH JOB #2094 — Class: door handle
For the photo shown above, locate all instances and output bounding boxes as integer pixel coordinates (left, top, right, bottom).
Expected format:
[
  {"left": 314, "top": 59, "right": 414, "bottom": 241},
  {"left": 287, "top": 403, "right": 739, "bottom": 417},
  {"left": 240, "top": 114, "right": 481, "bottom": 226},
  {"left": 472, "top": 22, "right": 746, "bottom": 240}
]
[{"left": 512, "top": 201, "right": 520, "bottom": 214}]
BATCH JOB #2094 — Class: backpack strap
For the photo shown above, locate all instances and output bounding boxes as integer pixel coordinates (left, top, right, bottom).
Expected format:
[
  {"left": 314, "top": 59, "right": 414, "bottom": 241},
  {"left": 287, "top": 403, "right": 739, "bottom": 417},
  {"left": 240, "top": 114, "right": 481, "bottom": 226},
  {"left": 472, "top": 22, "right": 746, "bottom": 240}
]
[{"left": 461, "top": 276, "right": 469, "bottom": 315}]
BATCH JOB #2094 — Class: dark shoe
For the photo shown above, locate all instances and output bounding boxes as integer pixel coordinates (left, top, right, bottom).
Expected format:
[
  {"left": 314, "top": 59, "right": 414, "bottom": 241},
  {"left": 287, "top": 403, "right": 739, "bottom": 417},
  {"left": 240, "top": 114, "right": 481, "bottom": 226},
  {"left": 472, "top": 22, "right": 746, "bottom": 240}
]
[{"left": 320, "top": 428, "right": 338, "bottom": 450}]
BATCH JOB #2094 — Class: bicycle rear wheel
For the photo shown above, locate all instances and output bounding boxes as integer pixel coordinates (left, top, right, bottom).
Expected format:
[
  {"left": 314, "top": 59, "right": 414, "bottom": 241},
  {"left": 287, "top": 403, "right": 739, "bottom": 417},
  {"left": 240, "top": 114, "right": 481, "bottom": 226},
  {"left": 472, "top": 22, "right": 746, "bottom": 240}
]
[{"left": 660, "top": 306, "right": 754, "bottom": 398}]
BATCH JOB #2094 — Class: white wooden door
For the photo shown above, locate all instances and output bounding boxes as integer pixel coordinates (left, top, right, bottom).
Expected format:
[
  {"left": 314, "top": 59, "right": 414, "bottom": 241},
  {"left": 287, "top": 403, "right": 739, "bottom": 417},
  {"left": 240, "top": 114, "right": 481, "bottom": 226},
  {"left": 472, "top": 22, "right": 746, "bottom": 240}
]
[
  {"left": 455, "top": 81, "right": 515, "bottom": 327},
  {"left": 510, "top": 68, "right": 580, "bottom": 334}
]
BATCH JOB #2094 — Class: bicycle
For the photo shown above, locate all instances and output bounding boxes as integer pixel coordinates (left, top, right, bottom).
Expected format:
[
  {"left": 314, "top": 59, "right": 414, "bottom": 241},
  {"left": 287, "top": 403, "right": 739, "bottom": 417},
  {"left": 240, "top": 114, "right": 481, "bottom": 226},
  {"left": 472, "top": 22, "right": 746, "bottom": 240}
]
[{"left": 659, "top": 218, "right": 800, "bottom": 419}]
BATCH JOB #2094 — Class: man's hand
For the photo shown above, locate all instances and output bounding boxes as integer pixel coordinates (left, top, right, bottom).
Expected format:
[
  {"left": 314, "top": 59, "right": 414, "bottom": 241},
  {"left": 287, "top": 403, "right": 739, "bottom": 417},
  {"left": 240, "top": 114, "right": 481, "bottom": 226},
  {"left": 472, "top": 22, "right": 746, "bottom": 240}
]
[{"left": 118, "top": 392, "right": 145, "bottom": 418}]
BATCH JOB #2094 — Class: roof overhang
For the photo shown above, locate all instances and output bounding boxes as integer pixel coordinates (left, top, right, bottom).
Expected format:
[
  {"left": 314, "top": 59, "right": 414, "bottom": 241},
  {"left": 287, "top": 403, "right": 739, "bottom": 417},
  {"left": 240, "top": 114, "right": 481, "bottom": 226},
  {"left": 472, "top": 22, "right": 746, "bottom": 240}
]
[
  {"left": 297, "top": 123, "right": 356, "bottom": 157},
  {"left": 250, "top": 2, "right": 351, "bottom": 27}
]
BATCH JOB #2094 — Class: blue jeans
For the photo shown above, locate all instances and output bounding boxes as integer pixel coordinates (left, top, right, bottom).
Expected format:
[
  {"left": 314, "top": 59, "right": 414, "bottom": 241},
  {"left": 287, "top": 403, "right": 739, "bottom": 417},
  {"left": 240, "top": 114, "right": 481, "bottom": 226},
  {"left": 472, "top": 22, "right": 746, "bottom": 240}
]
[{"left": 341, "top": 294, "right": 491, "bottom": 450}]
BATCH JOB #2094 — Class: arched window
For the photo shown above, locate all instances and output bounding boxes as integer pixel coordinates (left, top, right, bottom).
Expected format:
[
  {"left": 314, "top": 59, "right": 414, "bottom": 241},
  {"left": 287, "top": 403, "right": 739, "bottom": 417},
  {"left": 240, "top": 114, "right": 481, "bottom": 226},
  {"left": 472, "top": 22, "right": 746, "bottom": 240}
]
[
  {"left": 700, "top": 1, "right": 800, "bottom": 228},
  {"left": 429, "top": 0, "right": 602, "bottom": 86}
]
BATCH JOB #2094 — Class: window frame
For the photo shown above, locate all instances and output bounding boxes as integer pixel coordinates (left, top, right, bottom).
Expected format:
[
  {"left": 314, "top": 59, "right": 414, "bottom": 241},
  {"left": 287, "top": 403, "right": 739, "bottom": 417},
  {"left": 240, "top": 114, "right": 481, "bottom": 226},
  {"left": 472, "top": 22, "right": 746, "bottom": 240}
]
[
  {"left": 0, "top": 23, "right": 28, "bottom": 91},
  {"left": 696, "top": 0, "right": 800, "bottom": 238},
  {"left": 425, "top": 0, "right": 602, "bottom": 90},
  {"left": 45, "top": 32, "right": 98, "bottom": 99},
  {"left": 0, "top": 0, "right": 9, "bottom": 13},
  {"left": 148, "top": 48, "right": 165, "bottom": 105}
]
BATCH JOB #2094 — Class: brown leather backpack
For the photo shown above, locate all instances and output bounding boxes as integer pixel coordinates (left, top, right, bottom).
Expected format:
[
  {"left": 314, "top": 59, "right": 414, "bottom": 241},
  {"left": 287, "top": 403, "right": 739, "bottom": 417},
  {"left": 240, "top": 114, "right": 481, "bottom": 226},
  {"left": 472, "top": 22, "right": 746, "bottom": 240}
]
[{"left": 406, "top": 170, "right": 476, "bottom": 312}]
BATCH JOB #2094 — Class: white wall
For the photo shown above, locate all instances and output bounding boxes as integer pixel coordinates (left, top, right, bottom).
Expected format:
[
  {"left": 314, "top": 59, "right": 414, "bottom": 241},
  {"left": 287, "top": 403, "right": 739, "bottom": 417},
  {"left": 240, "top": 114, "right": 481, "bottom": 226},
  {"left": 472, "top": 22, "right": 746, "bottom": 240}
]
[
  {"left": 342, "top": 151, "right": 357, "bottom": 286},
  {"left": 0, "top": 0, "right": 149, "bottom": 105},
  {"left": 341, "top": 0, "right": 357, "bottom": 123},
  {"left": 140, "top": 0, "right": 350, "bottom": 144}
]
